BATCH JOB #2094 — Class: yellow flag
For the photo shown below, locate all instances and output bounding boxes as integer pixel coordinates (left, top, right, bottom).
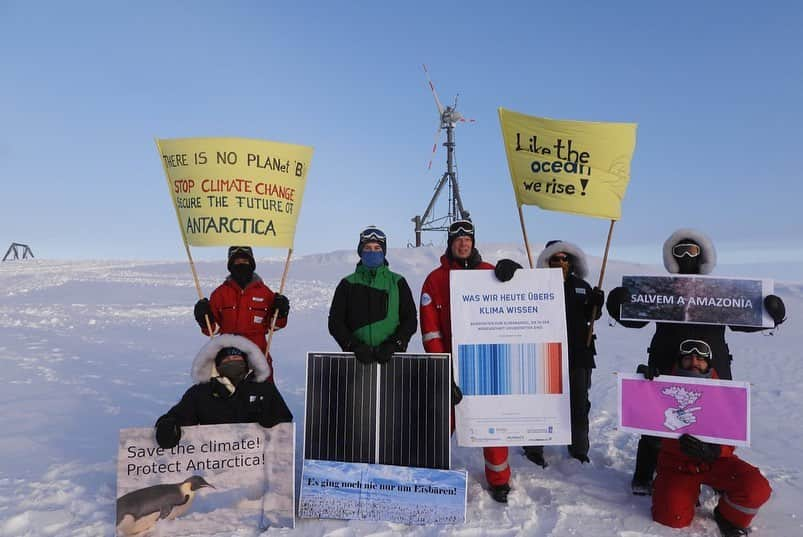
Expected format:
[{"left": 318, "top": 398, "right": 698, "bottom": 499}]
[
  {"left": 156, "top": 137, "right": 313, "bottom": 248},
  {"left": 499, "top": 108, "right": 637, "bottom": 220}
]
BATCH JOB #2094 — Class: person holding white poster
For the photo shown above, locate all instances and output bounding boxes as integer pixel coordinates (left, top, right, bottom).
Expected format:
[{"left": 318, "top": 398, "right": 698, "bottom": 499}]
[
  {"left": 645, "top": 341, "right": 771, "bottom": 536},
  {"left": 496, "top": 240, "right": 604, "bottom": 465},
  {"left": 419, "top": 220, "right": 513, "bottom": 503},
  {"left": 605, "top": 228, "right": 786, "bottom": 495}
]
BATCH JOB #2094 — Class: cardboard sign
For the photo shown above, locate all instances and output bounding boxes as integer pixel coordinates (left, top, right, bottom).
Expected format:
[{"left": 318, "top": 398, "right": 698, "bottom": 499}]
[
  {"left": 299, "top": 459, "right": 466, "bottom": 525},
  {"left": 619, "top": 275, "right": 774, "bottom": 327},
  {"left": 618, "top": 373, "right": 750, "bottom": 447},
  {"left": 116, "top": 422, "right": 294, "bottom": 536},
  {"left": 450, "top": 268, "right": 571, "bottom": 447}
]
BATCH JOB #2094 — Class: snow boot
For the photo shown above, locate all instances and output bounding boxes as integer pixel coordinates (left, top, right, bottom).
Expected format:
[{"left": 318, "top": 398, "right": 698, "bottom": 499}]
[
  {"left": 523, "top": 446, "right": 548, "bottom": 468},
  {"left": 714, "top": 507, "right": 751, "bottom": 536},
  {"left": 631, "top": 476, "right": 653, "bottom": 496},
  {"left": 568, "top": 447, "right": 590, "bottom": 464},
  {"left": 489, "top": 483, "right": 511, "bottom": 504}
]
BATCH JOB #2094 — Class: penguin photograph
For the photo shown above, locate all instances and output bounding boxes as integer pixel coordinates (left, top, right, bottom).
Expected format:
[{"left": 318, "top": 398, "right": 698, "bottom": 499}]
[{"left": 116, "top": 475, "right": 214, "bottom": 536}]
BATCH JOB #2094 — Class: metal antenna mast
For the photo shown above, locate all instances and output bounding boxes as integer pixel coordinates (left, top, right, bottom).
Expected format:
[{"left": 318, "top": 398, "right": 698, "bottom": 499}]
[{"left": 412, "top": 65, "right": 474, "bottom": 247}]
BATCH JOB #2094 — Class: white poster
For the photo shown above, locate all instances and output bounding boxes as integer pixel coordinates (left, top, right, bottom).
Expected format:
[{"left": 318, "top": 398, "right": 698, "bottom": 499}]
[
  {"left": 450, "top": 268, "right": 571, "bottom": 447},
  {"left": 116, "top": 422, "right": 294, "bottom": 536}
]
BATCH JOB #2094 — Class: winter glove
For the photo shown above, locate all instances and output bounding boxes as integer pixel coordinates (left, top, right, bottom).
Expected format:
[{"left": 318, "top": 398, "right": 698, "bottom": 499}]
[
  {"left": 273, "top": 293, "right": 290, "bottom": 318},
  {"left": 451, "top": 380, "right": 463, "bottom": 406},
  {"left": 194, "top": 298, "right": 214, "bottom": 328},
  {"left": 678, "top": 434, "right": 721, "bottom": 463},
  {"left": 589, "top": 287, "right": 605, "bottom": 308},
  {"left": 494, "top": 258, "right": 523, "bottom": 282},
  {"left": 605, "top": 286, "right": 629, "bottom": 321},
  {"left": 375, "top": 339, "right": 400, "bottom": 365},
  {"left": 764, "top": 294, "right": 786, "bottom": 326},
  {"left": 353, "top": 343, "right": 375, "bottom": 365},
  {"left": 636, "top": 363, "right": 661, "bottom": 380},
  {"left": 155, "top": 416, "right": 182, "bottom": 449}
]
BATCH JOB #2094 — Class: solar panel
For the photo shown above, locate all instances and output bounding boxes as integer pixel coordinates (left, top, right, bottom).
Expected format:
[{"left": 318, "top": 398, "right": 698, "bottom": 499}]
[{"left": 305, "top": 353, "right": 450, "bottom": 470}]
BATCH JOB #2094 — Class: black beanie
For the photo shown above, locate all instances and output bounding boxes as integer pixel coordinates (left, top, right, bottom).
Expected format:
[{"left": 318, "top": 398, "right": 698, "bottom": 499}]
[
  {"left": 357, "top": 227, "right": 387, "bottom": 255},
  {"left": 227, "top": 246, "right": 256, "bottom": 271},
  {"left": 447, "top": 219, "right": 475, "bottom": 249},
  {"left": 215, "top": 346, "right": 247, "bottom": 367}
]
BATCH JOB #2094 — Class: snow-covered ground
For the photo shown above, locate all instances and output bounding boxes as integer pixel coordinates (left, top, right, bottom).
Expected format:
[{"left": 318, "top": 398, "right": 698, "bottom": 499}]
[{"left": 0, "top": 245, "right": 801, "bottom": 536}]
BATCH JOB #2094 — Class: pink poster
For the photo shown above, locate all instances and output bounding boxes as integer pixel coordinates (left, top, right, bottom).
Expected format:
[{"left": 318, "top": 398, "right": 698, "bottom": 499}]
[{"left": 618, "top": 373, "right": 750, "bottom": 447}]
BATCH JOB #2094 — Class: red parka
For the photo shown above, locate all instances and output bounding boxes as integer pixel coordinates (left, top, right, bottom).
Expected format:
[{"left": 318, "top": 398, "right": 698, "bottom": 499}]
[
  {"left": 420, "top": 253, "right": 510, "bottom": 487},
  {"left": 201, "top": 275, "right": 287, "bottom": 378}
]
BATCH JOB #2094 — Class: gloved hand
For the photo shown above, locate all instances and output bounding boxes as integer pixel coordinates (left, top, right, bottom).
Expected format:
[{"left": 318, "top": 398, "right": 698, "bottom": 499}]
[
  {"left": 375, "top": 339, "right": 400, "bottom": 364},
  {"left": 353, "top": 343, "right": 375, "bottom": 365},
  {"left": 589, "top": 287, "right": 605, "bottom": 308},
  {"left": 764, "top": 294, "right": 786, "bottom": 326},
  {"left": 636, "top": 363, "right": 661, "bottom": 380},
  {"left": 451, "top": 381, "right": 463, "bottom": 406},
  {"left": 155, "top": 416, "right": 182, "bottom": 449},
  {"left": 273, "top": 293, "right": 290, "bottom": 318},
  {"left": 194, "top": 298, "right": 214, "bottom": 328},
  {"left": 679, "top": 434, "right": 721, "bottom": 463},
  {"left": 605, "top": 286, "right": 630, "bottom": 321},
  {"left": 494, "top": 259, "right": 523, "bottom": 282}
]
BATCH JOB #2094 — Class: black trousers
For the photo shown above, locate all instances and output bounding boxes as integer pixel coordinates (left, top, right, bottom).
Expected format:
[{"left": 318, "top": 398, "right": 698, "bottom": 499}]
[{"left": 633, "top": 435, "right": 662, "bottom": 483}]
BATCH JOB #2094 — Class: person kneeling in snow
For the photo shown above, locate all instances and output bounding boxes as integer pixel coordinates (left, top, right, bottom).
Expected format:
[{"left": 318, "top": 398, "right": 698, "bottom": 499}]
[
  {"left": 154, "top": 334, "right": 293, "bottom": 449},
  {"left": 644, "top": 340, "right": 771, "bottom": 536}
]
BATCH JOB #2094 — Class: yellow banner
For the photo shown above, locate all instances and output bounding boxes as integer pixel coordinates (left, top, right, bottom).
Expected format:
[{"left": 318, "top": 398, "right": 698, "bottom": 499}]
[
  {"left": 499, "top": 108, "right": 637, "bottom": 220},
  {"left": 156, "top": 137, "right": 313, "bottom": 248}
]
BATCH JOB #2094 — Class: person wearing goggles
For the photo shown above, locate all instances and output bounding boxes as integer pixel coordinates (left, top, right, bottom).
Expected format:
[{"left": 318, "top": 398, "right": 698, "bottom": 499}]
[
  {"left": 328, "top": 226, "right": 417, "bottom": 366},
  {"left": 646, "top": 340, "right": 771, "bottom": 536},
  {"left": 606, "top": 228, "right": 786, "bottom": 495},
  {"left": 192, "top": 246, "right": 290, "bottom": 382},
  {"left": 420, "top": 219, "right": 514, "bottom": 503},
  {"left": 496, "top": 240, "right": 604, "bottom": 467}
]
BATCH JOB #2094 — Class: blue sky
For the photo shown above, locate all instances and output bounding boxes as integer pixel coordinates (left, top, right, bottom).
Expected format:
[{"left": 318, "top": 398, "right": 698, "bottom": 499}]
[{"left": 2, "top": 1, "right": 802, "bottom": 268}]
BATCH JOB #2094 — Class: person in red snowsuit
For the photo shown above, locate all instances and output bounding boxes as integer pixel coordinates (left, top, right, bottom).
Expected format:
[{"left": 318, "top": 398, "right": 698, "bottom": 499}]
[
  {"left": 419, "top": 220, "right": 512, "bottom": 503},
  {"left": 645, "top": 340, "right": 771, "bottom": 536},
  {"left": 194, "top": 246, "right": 289, "bottom": 381}
]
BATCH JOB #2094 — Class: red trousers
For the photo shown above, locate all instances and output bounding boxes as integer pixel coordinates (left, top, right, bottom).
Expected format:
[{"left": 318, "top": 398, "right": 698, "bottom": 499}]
[
  {"left": 451, "top": 407, "right": 510, "bottom": 486},
  {"left": 652, "top": 454, "right": 771, "bottom": 529}
]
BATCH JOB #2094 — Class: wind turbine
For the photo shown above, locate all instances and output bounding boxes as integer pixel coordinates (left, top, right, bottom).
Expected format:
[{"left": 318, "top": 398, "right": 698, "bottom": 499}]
[{"left": 411, "top": 64, "right": 474, "bottom": 247}]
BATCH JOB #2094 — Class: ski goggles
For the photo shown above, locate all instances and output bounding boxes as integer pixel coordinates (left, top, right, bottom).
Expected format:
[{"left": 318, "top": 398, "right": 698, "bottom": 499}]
[
  {"left": 679, "top": 339, "right": 712, "bottom": 359},
  {"left": 549, "top": 254, "right": 570, "bottom": 264},
  {"left": 672, "top": 243, "right": 701, "bottom": 258},
  {"left": 448, "top": 220, "right": 474, "bottom": 237},
  {"left": 360, "top": 228, "right": 386, "bottom": 243}
]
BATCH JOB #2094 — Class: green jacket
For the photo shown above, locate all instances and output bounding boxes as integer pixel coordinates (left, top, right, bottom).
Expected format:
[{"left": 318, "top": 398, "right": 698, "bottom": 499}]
[{"left": 328, "top": 262, "right": 417, "bottom": 349}]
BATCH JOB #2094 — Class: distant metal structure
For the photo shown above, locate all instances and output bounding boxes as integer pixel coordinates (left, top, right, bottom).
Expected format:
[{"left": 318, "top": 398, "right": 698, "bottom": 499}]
[
  {"left": 2, "top": 242, "right": 34, "bottom": 261},
  {"left": 411, "top": 65, "right": 474, "bottom": 247}
]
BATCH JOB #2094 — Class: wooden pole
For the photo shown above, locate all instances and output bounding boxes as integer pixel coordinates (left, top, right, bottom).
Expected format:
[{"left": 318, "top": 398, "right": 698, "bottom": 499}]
[
  {"left": 265, "top": 248, "right": 293, "bottom": 355},
  {"left": 517, "top": 204, "right": 535, "bottom": 268},
  {"left": 154, "top": 138, "right": 214, "bottom": 338},
  {"left": 586, "top": 219, "right": 616, "bottom": 346}
]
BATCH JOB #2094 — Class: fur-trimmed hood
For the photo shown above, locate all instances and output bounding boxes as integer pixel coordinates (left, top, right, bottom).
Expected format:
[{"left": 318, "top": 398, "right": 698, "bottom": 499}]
[
  {"left": 536, "top": 240, "right": 588, "bottom": 279},
  {"left": 191, "top": 334, "right": 271, "bottom": 384},
  {"left": 662, "top": 228, "right": 716, "bottom": 274}
]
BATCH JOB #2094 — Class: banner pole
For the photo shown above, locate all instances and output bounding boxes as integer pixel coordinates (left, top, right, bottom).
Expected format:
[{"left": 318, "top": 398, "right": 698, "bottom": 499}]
[
  {"left": 265, "top": 248, "right": 293, "bottom": 355},
  {"left": 586, "top": 219, "right": 616, "bottom": 346},
  {"left": 154, "top": 138, "right": 214, "bottom": 338},
  {"left": 517, "top": 204, "right": 535, "bottom": 268}
]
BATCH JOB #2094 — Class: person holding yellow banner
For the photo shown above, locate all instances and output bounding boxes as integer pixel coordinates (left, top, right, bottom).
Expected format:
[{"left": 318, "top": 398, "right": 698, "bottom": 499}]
[{"left": 194, "top": 246, "right": 290, "bottom": 381}]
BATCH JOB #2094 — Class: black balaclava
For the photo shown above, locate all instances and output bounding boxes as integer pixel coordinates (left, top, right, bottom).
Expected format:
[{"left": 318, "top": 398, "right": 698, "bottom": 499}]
[
  {"left": 674, "top": 239, "right": 701, "bottom": 275},
  {"left": 230, "top": 263, "right": 254, "bottom": 288},
  {"left": 215, "top": 347, "right": 249, "bottom": 385}
]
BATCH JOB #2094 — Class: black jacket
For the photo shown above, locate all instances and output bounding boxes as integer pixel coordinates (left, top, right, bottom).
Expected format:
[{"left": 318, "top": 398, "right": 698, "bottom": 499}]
[
  {"left": 156, "top": 373, "right": 292, "bottom": 429},
  {"left": 564, "top": 274, "right": 601, "bottom": 370}
]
